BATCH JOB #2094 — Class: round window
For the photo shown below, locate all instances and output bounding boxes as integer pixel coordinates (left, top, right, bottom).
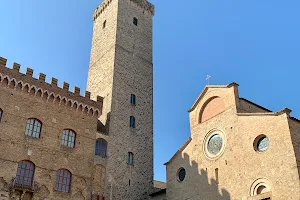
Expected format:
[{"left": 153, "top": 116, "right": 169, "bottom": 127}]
[
  {"left": 207, "top": 134, "right": 223, "bottom": 155},
  {"left": 177, "top": 168, "right": 186, "bottom": 182},
  {"left": 254, "top": 135, "right": 269, "bottom": 152},
  {"left": 204, "top": 129, "right": 226, "bottom": 159}
]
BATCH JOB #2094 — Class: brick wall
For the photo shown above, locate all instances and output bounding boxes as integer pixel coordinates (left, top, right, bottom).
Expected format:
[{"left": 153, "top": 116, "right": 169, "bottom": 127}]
[{"left": 0, "top": 82, "right": 101, "bottom": 199}]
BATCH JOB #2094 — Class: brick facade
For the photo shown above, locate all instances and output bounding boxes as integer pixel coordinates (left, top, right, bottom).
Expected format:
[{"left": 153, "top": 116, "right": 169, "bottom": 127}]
[
  {"left": 0, "top": 66, "right": 102, "bottom": 199},
  {"left": 0, "top": 0, "right": 155, "bottom": 199}
]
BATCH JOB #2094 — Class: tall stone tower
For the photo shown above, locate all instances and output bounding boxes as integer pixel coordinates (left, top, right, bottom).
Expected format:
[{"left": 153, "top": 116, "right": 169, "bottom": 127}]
[{"left": 86, "top": 0, "right": 154, "bottom": 199}]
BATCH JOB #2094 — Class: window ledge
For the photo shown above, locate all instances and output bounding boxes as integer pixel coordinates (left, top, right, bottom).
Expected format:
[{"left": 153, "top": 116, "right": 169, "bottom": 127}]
[
  {"left": 25, "top": 135, "right": 40, "bottom": 140},
  {"left": 94, "top": 155, "right": 108, "bottom": 165},
  {"left": 60, "top": 145, "right": 75, "bottom": 152}
]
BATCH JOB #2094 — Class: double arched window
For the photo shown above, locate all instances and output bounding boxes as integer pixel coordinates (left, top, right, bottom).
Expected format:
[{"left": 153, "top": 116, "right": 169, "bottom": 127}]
[
  {"left": 16, "top": 160, "right": 35, "bottom": 187},
  {"left": 95, "top": 139, "right": 107, "bottom": 157},
  {"left": 0, "top": 108, "right": 3, "bottom": 122},
  {"left": 25, "top": 118, "right": 42, "bottom": 138},
  {"left": 55, "top": 169, "right": 71, "bottom": 193},
  {"left": 61, "top": 129, "right": 76, "bottom": 148}
]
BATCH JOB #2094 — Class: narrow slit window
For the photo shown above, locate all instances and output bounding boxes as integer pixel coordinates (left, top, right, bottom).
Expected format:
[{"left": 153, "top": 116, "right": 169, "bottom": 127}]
[
  {"left": 103, "top": 20, "right": 106, "bottom": 29},
  {"left": 215, "top": 168, "right": 219, "bottom": 184},
  {"left": 130, "top": 116, "right": 135, "bottom": 128},
  {"left": 128, "top": 152, "right": 133, "bottom": 165},
  {"left": 0, "top": 108, "right": 3, "bottom": 122},
  {"left": 130, "top": 94, "right": 136, "bottom": 105},
  {"left": 133, "top": 17, "right": 138, "bottom": 26}
]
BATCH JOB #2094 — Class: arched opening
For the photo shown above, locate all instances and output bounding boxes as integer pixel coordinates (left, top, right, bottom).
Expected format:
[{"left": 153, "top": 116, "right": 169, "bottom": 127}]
[
  {"left": 128, "top": 152, "right": 134, "bottom": 165},
  {"left": 55, "top": 169, "right": 71, "bottom": 193},
  {"left": 95, "top": 139, "right": 107, "bottom": 157},
  {"left": 62, "top": 129, "right": 76, "bottom": 148},
  {"left": 16, "top": 160, "right": 35, "bottom": 188},
  {"left": 130, "top": 116, "right": 135, "bottom": 128},
  {"left": 25, "top": 118, "right": 42, "bottom": 138},
  {"left": 133, "top": 17, "right": 138, "bottom": 26},
  {"left": 199, "top": 96, "right": 225, "bottom": 123}
]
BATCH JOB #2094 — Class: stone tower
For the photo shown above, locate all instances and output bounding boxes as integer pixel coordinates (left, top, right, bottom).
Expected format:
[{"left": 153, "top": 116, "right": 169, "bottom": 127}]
[{"left": 86, "top": 0, "right": 155, "bottom": 199}]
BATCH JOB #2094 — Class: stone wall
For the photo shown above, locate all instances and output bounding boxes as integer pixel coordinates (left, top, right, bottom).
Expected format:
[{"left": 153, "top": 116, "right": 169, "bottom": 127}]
[
  {"left": 166, "top": 85, "right": 300, "bottom": 200},
  {"left": 87, "top": 0, "right": 154, "bottom": 199}
]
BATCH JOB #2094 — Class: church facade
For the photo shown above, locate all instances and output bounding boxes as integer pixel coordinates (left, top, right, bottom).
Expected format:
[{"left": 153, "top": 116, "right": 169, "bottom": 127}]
[
  {"left": 0, "top": 0, "right": 154, "bottom": 199},
  {"left": 150, "top": 83, "right": 300, "bottom": 200}
]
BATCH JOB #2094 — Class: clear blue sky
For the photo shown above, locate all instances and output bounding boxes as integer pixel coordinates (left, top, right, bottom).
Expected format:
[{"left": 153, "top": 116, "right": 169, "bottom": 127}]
[{"left": 1, "top": 0, "right": 300, "bottom": 182}]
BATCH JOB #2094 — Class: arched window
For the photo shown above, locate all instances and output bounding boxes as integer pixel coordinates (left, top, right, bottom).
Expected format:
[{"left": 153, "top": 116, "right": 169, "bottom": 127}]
[
  {"left": 16, "top": 160, "right": 35, "bottom": 187},
  {"left": 130, "top": 94, "right": 136, "bottom": 105},
  {"left": 61, "top": 129, "right": 76, "bottom": 148},
  {"left": 55, "top": 169, "right": 71, "bottom": 193},
  {"left": 130, "top": 116, "right": 135, "bottom": 128},
  {"left": 133, "top": 17, "right": 138, "bottom": 26},
  {"left": 128, "top": 152, "right": 133, "bottom": 165},
  {"left": 95, "top": 139, "right": 107, "bottom": 157},
  {"left": 25, "top": 119, "right": 42, "bottom": 138},
  {"left": 0, "top": 108, "right": 3, "bottom": 122}
]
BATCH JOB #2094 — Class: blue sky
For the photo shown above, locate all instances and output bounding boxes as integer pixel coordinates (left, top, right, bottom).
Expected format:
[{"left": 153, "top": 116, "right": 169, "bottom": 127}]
[{"left": 1, "top": 0, "right": 300, "bottom": 182}]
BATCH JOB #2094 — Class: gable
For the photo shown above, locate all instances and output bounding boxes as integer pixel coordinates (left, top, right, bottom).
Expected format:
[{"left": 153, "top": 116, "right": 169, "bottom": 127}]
[{"left": 188, "top": 83, "right": 239, "bottom": 128}]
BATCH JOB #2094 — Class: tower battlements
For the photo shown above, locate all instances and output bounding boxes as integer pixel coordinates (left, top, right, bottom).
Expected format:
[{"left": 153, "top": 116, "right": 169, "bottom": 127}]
[
  {"left": 93, "top": 0, "right": 154, "bottom": 21},
  {"left": 0, "top": 56, "right": 103, "bottom": 117}
]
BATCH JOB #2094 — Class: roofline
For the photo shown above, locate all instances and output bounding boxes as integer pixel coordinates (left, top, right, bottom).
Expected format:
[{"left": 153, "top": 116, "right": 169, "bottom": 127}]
[
  {"left": 290, "top": 116, "right": 300, "bottom": 123},
  {"left": 239, "top": 97, "right": 272, "bottom": 112},
  {"left": 188, "top": 82, "right": 239, "bottom": 112},
  {"left": 236, "top": 107, "right": 292, "bottom": 117},
  {"left": 149, "top": 189, "right": 166, "bottom": 197},
  {"left": 164, "top": 137, "right": 192, "bottom": 165}
]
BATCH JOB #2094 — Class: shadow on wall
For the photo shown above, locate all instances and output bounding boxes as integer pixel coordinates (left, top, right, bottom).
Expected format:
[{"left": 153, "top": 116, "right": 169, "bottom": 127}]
[
  {"left": 97, "top": 112, "right": 110, "bottom": 134},
  {"left": 169, "top": 152, "right": 231, "bottom": 200}
]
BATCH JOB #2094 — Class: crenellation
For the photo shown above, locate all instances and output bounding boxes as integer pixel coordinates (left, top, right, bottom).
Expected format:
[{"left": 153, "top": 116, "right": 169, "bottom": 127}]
[
  {"left": 62, "top": 82, "right": 70, "bottom": 90},
  {"left": 0, "top": 57, "right": 103, "bottom": 117},
  {"left": 0, "top": 57, "right": 7, "bottom": 68},
  {"left": 74, "top": 86, "right": 80, "bottom": 95},
  {"left": 93, "top": 0, "right": 113, "bottom": 21},
  {"left": 12, "top": 63, "right": 20, "bottom": 71},
  {"left": 38, "top": 73, "right": 46, "bottom": 81},
  {"left": 26, "top": 68, "right": 34, "bottom": 76},
  {"left": 129, "top": 0, "right": 155, "bottom": 15},
  {"left": 51, "top": 77, "right": 58, "bottom": 86},
  {"left": 93, "top": 0, "right": 154, "bottom": 22},
  {"left": 97, "top": 96, "right": 104, "bottom": 103},
  {"left": 85, "top": 91, "right": 91, "bottom": 98}
]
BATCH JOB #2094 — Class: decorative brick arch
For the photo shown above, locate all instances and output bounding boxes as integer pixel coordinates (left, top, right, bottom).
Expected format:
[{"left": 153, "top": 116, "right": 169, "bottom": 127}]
[
  {"left": 199, "top": 96, "right": 225, "bottom": 123},
  {"left": 93, "top": 165, "right": 106, "bottom": 192}
]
